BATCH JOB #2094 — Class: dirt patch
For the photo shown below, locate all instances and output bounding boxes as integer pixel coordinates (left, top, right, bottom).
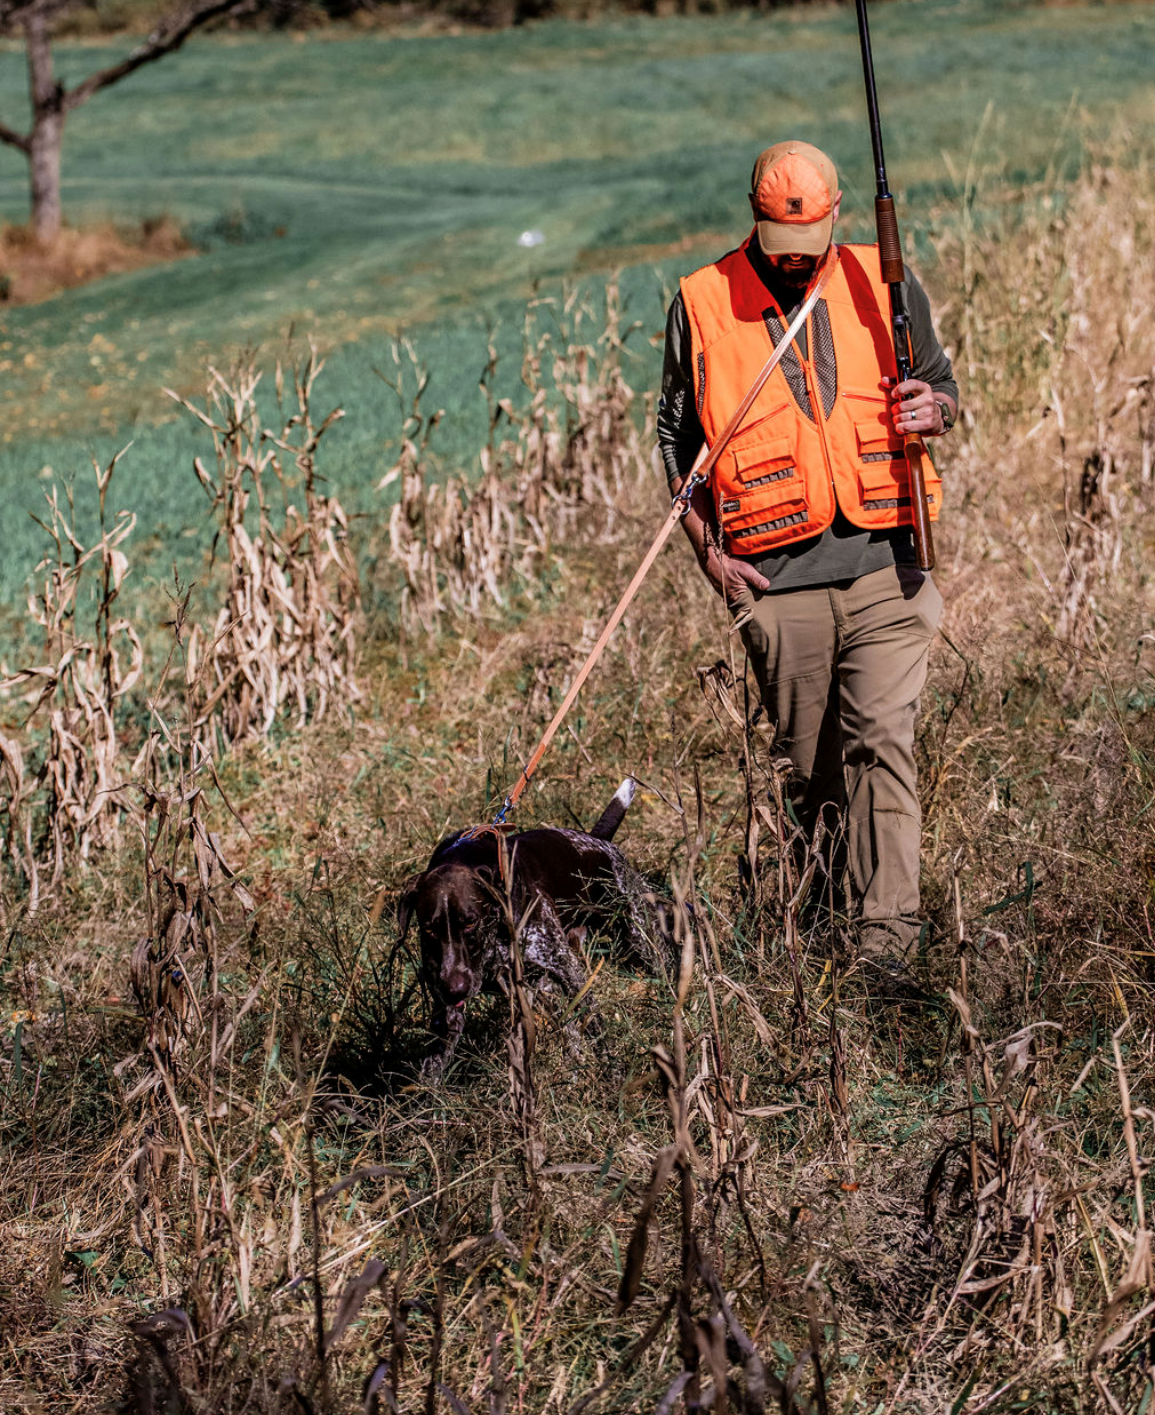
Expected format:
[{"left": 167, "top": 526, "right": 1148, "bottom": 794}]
[{"left": 0, "top": 217, "right": 194, "bottom": 306}]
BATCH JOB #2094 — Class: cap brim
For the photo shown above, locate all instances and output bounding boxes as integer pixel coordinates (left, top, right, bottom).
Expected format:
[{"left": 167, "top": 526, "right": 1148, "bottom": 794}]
[{"left": 755, "top": 214, "right": 833, "bottom": 258}]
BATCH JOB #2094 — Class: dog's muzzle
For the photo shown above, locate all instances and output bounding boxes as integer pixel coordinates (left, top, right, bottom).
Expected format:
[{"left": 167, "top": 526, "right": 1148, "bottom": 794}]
[{"left": 432, "top": 999, "right": 468, "bottom": 1038}]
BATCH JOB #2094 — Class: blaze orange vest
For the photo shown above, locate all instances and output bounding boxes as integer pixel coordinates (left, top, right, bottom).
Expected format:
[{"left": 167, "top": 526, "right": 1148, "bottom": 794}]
[{"left": 680, "top": 239, "right": 942, "bottom": 556}]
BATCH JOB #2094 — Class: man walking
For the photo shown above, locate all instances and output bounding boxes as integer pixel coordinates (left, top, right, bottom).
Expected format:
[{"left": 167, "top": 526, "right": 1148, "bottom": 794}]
[{"left": 659, "top": 140, "right": 957, "bottom": 971}]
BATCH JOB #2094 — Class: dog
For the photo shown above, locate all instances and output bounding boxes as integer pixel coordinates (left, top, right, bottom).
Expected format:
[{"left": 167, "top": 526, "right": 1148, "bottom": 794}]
[{"left": 398, "top": 779, "right": 663, "bottom": 1073}]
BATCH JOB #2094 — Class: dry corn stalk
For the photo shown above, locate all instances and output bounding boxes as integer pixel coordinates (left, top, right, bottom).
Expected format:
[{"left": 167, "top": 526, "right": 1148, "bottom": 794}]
[
  {"left": 1055, "top": 438, "right": 1124, "bottom": 653},
  {"left": 382, "top": 338, "right": 540, "bottom": 634},
  {"left": 1050, "top": 177, "right": 1143, "bottom": 655},
  {"left": 132, "top": 667, "right": 245, "bottom": 1067},
  {"left": 380, "top": 280, "right": 655, "bottom": 635},
  {"left": 169, "top": 344, "right": 360, "bottom": 749},
  {"left": 0, "top": 728, "right": 38, "bottom": 916},
  {"left": 972, "top": 163, "right": 1154, "bottom": 662},
  {"left": 377, "top": 341, "right": 446, "bottom": 633},
  {"left": 545, "top": 277, "right": 647, "bottom": 532},
  {"left": 131, "top": 736, "right": 255, "bottom": 1070},
  {"left": 924, "top": 976, "right": 1134, "bottom": 1367},
  {"left": 0, "top": 454, "right": 142, "bottom": 893}
]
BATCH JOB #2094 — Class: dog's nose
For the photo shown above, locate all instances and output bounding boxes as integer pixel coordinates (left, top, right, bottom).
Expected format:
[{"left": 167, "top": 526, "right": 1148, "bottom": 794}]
[{"left": 442, "top": 968, "right": 473, "bottom": 1003}]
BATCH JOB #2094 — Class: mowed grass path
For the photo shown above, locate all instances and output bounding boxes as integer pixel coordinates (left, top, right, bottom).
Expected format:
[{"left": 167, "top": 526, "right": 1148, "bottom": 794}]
[{"left": 0, "top": 0, "right": 1153, "bottom": 598}]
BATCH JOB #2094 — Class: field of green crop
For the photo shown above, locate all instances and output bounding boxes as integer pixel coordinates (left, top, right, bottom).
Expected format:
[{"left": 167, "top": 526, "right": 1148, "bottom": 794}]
[{"left": 0, "top": 0, "right": 1153, "bottom": 603}]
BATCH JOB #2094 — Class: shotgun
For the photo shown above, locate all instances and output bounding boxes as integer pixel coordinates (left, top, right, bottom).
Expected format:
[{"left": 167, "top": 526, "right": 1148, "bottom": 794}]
[{"left": 854, "top": 0, "right": 935, "bottom": 571}]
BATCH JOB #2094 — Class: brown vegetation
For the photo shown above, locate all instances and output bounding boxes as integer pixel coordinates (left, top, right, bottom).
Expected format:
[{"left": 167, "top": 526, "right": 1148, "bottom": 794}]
[
  {"left": 1, "top": 156, "right": 1155, "bottom": 1412},
  {"left": 380, "top": 282, "right": 648, "bottom": 633},
  {"left": 34, "top": 0, "right": 854, "bottom": 40},
  {"left": 170, "top": 347, "right": 360, "bottom": 748},
  {"left": 0, "top": 217, "right": 192, "bottom": 305},
  {"left": 0, "top": 341, "right": 361, "bottom": 932},
  {"left": 0, "top": 452, "right": 140, "bottom": 908}
]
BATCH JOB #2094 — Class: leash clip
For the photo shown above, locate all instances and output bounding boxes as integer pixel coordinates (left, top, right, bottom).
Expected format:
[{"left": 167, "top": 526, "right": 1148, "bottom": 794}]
[{"left": 672, "top": 469, "right": 706, "bottom": 518}]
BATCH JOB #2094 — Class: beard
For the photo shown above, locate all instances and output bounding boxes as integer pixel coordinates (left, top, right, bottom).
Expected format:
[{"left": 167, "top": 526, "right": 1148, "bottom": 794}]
[{"left": 768, "top": 252, "right": 821, "bottom": 287}]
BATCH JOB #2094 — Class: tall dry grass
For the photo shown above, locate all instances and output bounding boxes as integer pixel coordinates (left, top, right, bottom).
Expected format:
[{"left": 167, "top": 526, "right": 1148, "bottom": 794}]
[{"left": 2, "top": 153, "right": 1155, "bottom": 1414}]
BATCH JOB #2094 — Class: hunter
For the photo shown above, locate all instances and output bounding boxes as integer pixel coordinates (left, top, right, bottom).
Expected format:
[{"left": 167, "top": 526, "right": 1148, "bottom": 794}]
[{"left": 659, "top": 140, "right": 957, "bottom": 976}]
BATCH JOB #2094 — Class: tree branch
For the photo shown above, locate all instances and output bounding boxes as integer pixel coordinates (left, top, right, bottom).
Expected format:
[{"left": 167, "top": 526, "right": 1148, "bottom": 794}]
[
  {"left": 62, "top": 0, "right": 251, "bottom": 113},
  {"left": 0, "top": 120, "right": 31, "bottom": 153}
]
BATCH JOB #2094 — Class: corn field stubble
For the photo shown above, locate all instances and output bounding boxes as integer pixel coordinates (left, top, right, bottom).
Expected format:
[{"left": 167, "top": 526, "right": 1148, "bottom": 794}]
[{"left": 2, "top": 157, "right": 1155, "bottom": 1411}]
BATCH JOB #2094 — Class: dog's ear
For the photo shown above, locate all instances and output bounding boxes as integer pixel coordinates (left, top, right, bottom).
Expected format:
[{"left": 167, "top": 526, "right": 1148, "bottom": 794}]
[
  {"left": 474, "top": 862, "right": 508, "bottom": 907},
  {"left": 397, "top": 878, "right": 420, "bottom": 940}
]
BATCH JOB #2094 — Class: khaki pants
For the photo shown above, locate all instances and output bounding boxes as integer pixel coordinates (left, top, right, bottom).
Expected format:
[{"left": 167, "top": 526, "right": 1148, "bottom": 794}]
[{"left": 734, "top": 563, "right": 942, "bottom": 955}]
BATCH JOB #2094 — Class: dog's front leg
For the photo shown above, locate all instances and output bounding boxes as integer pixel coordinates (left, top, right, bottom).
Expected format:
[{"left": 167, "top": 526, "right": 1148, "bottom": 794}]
[
  {"left": 420, "top": 999, "right": 467, "bottom": 1079},
  {"left": 520, "top": 899, "right": 599, "bottom": 1059}
]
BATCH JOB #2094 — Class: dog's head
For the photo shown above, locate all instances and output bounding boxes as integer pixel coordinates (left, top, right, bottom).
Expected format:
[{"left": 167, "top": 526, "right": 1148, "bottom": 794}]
[{"left": 398, "top": 862, "right": 500, "bottom": 1007}]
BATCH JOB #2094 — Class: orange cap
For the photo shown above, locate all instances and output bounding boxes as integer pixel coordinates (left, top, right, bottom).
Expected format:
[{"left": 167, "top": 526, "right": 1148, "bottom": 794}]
[{"left": 750, "top": 141, "right": 838, "bottom": 257}]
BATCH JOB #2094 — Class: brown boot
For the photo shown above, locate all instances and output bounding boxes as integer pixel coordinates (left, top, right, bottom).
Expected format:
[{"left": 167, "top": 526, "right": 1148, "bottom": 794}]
[{"left": 853, "top": 920, "right": 924, "bottom": 999}]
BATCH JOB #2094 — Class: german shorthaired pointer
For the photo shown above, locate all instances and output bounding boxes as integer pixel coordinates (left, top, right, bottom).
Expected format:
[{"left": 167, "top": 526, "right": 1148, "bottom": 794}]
[{"left": 398, "top": 780, "right": 663, "bottom": 1073}]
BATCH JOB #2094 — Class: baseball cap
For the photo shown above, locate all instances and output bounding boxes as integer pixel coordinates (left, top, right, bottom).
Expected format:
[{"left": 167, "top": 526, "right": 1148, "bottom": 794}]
[{"left": 750, "top": 141, "right": 839, "bottom": 257}]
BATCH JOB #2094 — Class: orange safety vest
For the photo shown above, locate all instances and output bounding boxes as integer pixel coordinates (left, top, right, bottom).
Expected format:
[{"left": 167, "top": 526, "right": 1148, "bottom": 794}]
[{"left": 680, "top": 238, "right": 942, "bottom": 557}]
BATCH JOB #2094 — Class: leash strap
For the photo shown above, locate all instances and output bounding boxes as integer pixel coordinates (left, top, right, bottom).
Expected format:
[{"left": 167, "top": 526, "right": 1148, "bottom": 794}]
[{"left": 491, "top": 248, "right": 840, "bottom": 825}]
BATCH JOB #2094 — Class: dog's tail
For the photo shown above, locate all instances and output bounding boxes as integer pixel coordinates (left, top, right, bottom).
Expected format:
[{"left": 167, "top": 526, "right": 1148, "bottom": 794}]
[{"left": 589, "top": 777, "right": 636, "bottom": 841}]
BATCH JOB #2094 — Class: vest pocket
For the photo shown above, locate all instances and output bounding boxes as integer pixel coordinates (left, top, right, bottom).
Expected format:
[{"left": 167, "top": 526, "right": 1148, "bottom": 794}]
[
  {"left": 845, "top": 389, "right": 897, "bottom": 440},
  {"left": 856, "top": 438, "right": 942, "bottom": 513},
  {"left": 721, "top": 401, "right": 790, "bottom": 451},
  {"left": 853, "top": 418, "right": 907, "bottom": 507},
  {"left": 858, "top": 458, "right": 912, "bottom": 510},
  {"left": 721, "top": 433, "right": 809, "bottom": 540},
  {"left": 731, "top": 432, "right": 798, "bottom": 493}
]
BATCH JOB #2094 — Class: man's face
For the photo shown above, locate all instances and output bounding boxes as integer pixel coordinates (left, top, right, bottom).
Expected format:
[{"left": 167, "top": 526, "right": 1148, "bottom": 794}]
[{"left": 766, "top": 251, "right": 822, "bottom": 286}]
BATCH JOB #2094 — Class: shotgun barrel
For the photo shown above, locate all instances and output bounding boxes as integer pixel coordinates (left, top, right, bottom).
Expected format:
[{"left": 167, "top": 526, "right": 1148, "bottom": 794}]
[{"left": 854, "top": 0, "right": 936, "bottom": 571}]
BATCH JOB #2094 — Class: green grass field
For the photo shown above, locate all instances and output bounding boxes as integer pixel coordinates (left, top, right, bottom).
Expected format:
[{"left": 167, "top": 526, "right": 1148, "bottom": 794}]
[{"left": 0, "top": 0, "right": 1153, "bottom": 603}]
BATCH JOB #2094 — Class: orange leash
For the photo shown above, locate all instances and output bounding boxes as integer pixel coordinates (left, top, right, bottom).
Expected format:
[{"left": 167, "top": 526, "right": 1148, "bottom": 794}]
[
  {"left": 493, "top": 488, "right": 695, "bottom": 825},
  {"left": 489, "top": 248, "right": 840, "bottom": 826}
]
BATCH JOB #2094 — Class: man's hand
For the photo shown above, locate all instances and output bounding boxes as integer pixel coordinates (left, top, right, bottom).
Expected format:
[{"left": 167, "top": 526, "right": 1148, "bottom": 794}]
[
  {"left": 884, "top": 377, "right": 956, "bottom": 436},
  {"left": 671, "top": 459, "right": 771, "bottom": 609},
  {"left": 700, "top": 545, "right": 771, "bottom": 609}
]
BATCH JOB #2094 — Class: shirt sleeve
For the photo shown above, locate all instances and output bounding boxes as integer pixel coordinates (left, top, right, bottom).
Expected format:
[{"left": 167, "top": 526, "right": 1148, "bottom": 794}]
[
  {"left": 657, "top": 292, "right": 706, "bottom": 488},
  {"left": 904, "top": 265, "right": 959, "bottom": 406}
]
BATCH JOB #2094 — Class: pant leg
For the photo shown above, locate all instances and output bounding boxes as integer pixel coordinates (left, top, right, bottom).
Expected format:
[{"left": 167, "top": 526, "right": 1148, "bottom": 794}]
[
  {"left": 830, "top": 564, "right": 942, "bottom": 954},
  {"left": 736, "top": 583, "right": 844, "bottom": 838}
]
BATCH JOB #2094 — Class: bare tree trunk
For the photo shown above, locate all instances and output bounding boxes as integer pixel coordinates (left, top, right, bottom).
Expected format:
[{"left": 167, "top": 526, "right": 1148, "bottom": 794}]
[
  {"left": 24, "top": 10, "right": 64, "bottom": 245},
  {"left": 0, "top": 0, "right": 246, "bottom": 240}
]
